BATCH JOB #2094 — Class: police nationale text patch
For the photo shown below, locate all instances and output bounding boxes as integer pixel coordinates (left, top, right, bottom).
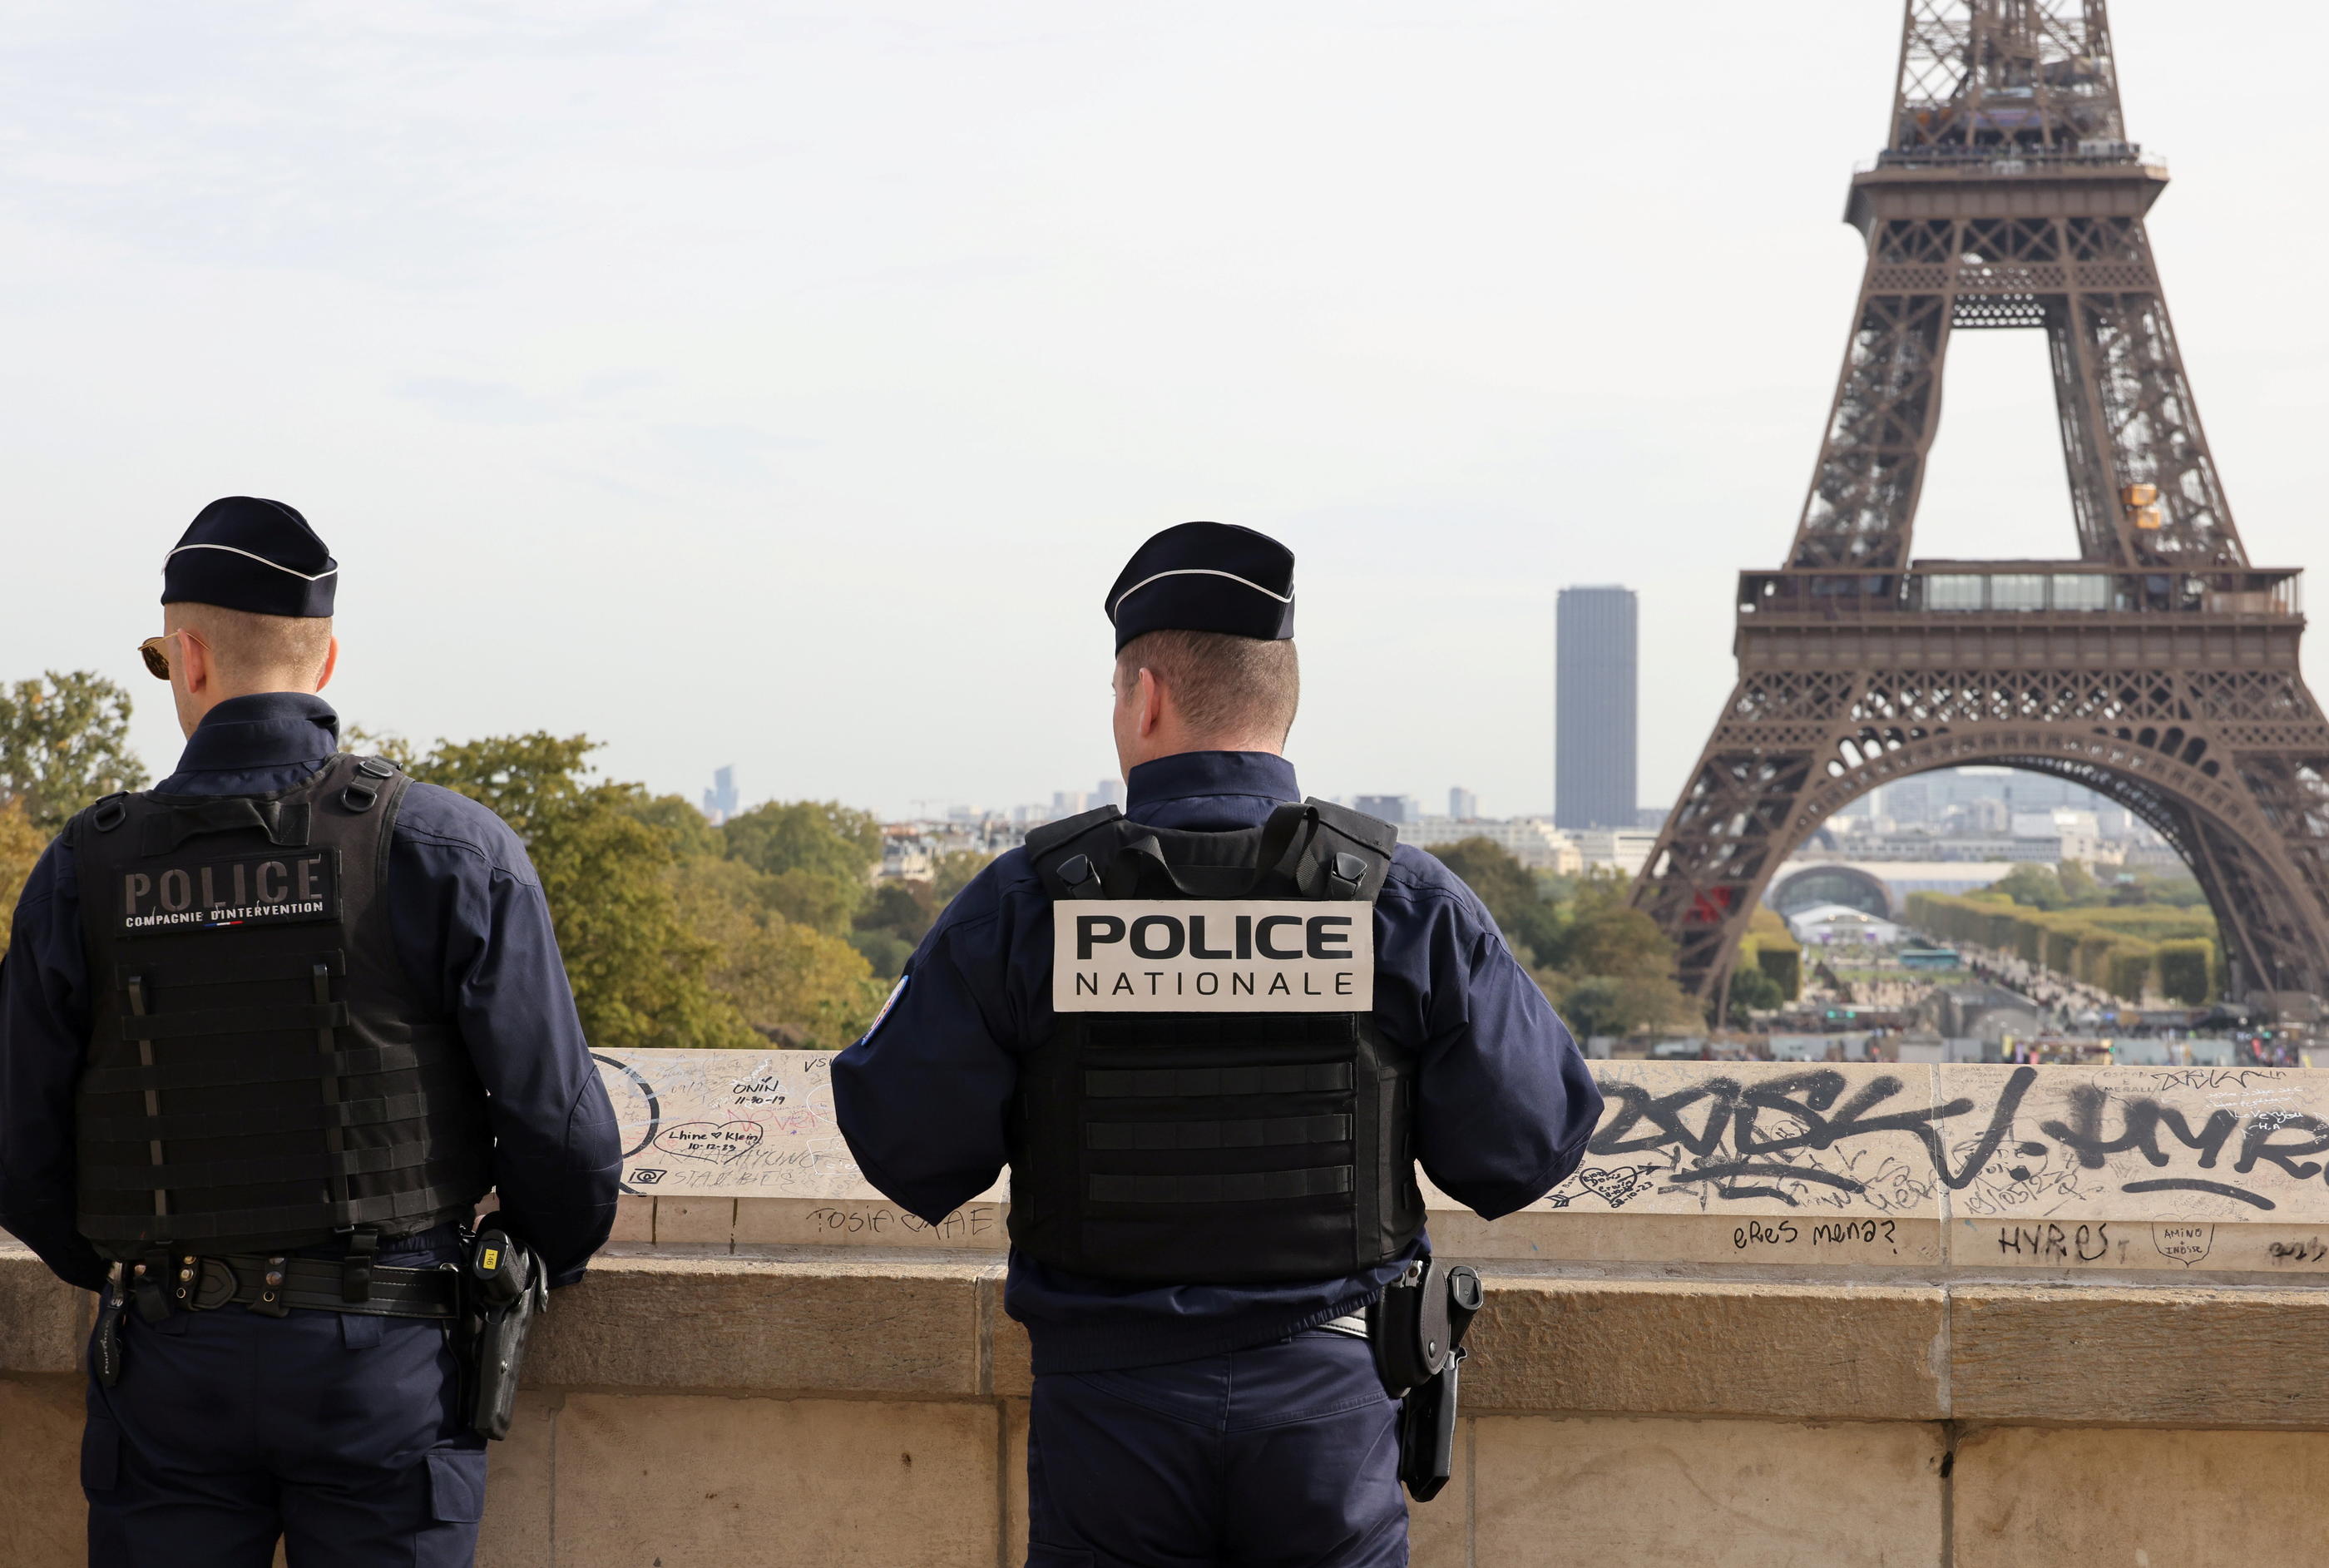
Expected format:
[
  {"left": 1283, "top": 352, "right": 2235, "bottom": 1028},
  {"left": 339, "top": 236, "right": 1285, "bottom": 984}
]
[
  {"left": 116, "top": 848, "right": 341, "bottom": 937},
  {"left": 1051, "top": 900, "right": 1373, "bottom": 1013}
]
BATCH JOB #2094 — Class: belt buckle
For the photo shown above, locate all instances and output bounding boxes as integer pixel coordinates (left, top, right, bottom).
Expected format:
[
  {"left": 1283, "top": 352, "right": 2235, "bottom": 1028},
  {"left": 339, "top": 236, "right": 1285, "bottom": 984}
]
[{"left": 190, "top": 1257, "right": 239, "bottom": 1312}]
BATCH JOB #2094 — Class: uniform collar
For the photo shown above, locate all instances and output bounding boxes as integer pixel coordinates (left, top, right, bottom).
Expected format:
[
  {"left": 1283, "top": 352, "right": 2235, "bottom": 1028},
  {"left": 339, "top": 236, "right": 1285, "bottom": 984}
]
[
  {"left": 171, "top": 692, "right": 342, "bottom": 775},
  {"left": 1125, "top": 751, "right": 1299, "bottom": 816}
]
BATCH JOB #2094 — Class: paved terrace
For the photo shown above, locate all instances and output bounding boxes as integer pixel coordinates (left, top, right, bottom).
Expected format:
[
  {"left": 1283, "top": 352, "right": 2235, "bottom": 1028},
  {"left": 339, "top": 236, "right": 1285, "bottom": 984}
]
[{"left": 8, "top": 1055, "right": 2329, "bottom": 1565}]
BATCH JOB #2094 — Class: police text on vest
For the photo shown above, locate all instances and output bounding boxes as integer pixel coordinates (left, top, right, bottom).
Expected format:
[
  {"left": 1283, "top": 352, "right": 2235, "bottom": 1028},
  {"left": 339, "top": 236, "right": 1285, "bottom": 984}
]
[{"left": 1051, "top": 900, "right": 1375, "bottom": 1012}]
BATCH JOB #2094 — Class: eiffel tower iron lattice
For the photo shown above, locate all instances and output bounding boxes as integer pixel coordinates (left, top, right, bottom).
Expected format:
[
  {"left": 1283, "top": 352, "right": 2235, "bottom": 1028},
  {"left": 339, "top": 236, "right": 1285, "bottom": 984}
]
[{"left": 1634, "top": 0, "right": 2329, "bottom": 1016}]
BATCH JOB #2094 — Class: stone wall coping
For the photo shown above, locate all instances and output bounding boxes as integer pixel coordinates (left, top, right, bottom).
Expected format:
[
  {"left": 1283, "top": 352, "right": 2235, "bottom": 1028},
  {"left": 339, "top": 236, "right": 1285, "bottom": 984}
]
[{"left": 11, "top": 1242, "right": 2329, "bottom": 1430}]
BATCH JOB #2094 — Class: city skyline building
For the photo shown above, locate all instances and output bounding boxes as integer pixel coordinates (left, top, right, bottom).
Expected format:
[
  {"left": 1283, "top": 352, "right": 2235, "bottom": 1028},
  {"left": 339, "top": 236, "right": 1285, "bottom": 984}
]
[
  {"left": 701, "top": 765, "right": 739, "bottom": 824},
  {"left": 1555, "top": 585, "right": 1639, "bottom": 831},
  {"left": 1449, "top": 786, "right": 1478, "bottom": 820},
  {"left": 1355, "top": 794, "right": 1421, "bottom": 826}
]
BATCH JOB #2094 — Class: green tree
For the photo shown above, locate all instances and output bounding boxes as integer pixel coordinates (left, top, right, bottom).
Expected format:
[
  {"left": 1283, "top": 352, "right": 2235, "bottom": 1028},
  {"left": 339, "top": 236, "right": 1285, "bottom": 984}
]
[
  {"left": 677, "top": 860, "right": 887, "bottom": 1047},
  {"left": 413, "top": 733, "right": 759, "bottom": 1052},
  {"left": 1431, "top": 840, "right": 1693, "bottom": 1037},
  {"left": 2055, "top": 859, "right": 2106, "bottom": 908},
  {"left": 1990, "top": 863, "right": 2066, "bottom": 911},
  {"left": 932, "top": 848, "right": 994, "bottom": 903},
  {"left": 621, "top": 793, "right": 727, "bottom": 860},
  {"left": 340, "top": 724, "right": 422, "bottom": 774},
  {"left": 1432, "top": 838, "right": 1539, "bottom": 930},
  {"left": 0, "top": 798, "right": 46, "bottom": 947},
  {"left": 1432, "top": 837, "right": 1563, "bottom": 964},
  {"left": 721, "top": 801, "right": 884, "bottom": 936},
  {"left": 724, "top": 800, "right": 884, "bottom": 881},
  {"left": 2158, "top": 939, "right": 2213, "bottom": 1006},
  {"left": 1546, "top": 972, "right": 1695, "bottom": 1040},
  {"left": 0, "top": 671, "right": 148, "bottom": 832},
  {"left": 1756, "top": 946, "right": 1802, "bottom": 1002},
  {"left": 1727, "top": 964, "right": 1787, "bottom": 1025},
  {"left": 853, "top": 879, "right": 940, "bottom": 978}
]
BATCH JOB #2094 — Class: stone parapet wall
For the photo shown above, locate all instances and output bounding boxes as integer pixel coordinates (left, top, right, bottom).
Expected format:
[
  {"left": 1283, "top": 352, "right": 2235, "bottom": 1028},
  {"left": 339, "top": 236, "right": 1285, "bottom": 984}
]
[
  {"left": 7, "top": 1056, "right": 2329, "bottom": 1564},
  {"left": 11, "top": 1244, "right": 2329, "bottom": 1564}
]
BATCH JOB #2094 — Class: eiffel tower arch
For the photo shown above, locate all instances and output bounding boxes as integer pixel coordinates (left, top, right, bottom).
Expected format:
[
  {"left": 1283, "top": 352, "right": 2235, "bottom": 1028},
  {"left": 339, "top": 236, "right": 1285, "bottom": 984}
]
[{"left": 1634, "top": 0, "right": 2329, "bottom": 1014}]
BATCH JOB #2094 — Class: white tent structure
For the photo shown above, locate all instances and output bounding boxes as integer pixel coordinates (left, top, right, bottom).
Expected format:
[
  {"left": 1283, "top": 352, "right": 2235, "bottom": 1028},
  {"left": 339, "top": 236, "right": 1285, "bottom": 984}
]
[{"left": 1786, "top": 903, "right": 1906, "bottom": 947}]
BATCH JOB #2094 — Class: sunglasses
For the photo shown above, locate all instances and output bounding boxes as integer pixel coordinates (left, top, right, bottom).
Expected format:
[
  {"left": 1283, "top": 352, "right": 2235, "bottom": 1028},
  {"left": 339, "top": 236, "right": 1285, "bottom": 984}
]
[{"left": 137, "top": 631, "right": 204, "bottom": 681}]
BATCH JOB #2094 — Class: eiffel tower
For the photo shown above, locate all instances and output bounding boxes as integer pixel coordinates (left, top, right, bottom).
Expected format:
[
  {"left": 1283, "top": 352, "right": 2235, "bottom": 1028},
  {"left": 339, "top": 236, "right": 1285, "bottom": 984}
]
[{"left": 1634, "top": 0, "right": 2329, "bottom": 1016}]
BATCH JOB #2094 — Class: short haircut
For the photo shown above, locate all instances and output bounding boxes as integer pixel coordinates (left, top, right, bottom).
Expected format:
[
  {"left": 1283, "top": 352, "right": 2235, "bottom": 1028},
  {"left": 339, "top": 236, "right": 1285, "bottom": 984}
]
[
  {"left": 1116, "top": 629, "right": 1299, "bottom": 745},
  {"left": 167, "top": 602, "right": 334, "bottom": 688}
]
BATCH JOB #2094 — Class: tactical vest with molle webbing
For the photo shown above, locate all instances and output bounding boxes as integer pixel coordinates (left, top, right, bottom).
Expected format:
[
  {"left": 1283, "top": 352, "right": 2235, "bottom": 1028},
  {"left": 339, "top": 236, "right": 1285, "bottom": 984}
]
[
  {"left": 68, "top": 753, "right": 493, "bottom": 1261},
  {"left": 1010, "top": 798, "right": 1422, "bottom": 1285}
]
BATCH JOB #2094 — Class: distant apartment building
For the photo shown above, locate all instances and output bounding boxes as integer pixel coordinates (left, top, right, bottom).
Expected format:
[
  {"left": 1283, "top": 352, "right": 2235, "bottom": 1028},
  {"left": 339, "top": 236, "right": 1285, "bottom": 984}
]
[
  {"left": 1570, "top": 827, "right": 1660, "bottom": 878},
  {"left": 880, "top": 813, "right": 1021, "bottom": 879},
  {"left": 1356, "top": 794, "right": 1421, "bottom": 826},
  {"left": 1448, "top": 787, "right": 1479, "bottom": 820},
  {"left": 1806, "top": 831, "right": 2119, "bottom": 866},
  {"left": 1555, "top": 586, "right": 1638, "bottom": 830},
  {"left": 2011, "top": 807, "right": 2099, "bottom": 840},
  {"left": 1096, "top": 779, "right": 1125, "bottom": 809},
  {"left": 1395, "top": 816, "right": 1582, "bottom": 873}
]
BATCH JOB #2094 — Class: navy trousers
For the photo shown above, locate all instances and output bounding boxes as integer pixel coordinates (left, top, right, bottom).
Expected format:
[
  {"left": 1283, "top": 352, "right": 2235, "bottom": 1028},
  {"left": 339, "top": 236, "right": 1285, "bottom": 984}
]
[
  {"left": 82, "top": 1229, "right": 486, "bottom": 1568},
  {"left": 1026, "top": 1328, "right": 1407, "bottom": 1568}
]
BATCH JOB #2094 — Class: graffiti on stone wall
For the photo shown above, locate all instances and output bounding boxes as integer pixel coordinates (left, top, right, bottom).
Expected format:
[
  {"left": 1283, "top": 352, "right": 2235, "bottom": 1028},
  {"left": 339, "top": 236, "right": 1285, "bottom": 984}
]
[
  {"left": 595, "top": 1050, "right": 863, "bottom": 1197},
  {"left": 1540, "top": 1062, "right": 2329, "bottom": 1222},
  {"left": 593, "top": 1049, "right": 2329, "bottom": 1228}
]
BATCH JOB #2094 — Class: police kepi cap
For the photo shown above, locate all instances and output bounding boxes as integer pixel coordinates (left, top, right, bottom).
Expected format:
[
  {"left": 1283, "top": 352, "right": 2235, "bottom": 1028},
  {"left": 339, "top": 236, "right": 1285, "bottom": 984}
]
[
  {"left": 1105, "top": 522, "right": 1295, "bottom": 651},
  {"left": 161, "top": 497, "right": 338, "bottom": 618}
]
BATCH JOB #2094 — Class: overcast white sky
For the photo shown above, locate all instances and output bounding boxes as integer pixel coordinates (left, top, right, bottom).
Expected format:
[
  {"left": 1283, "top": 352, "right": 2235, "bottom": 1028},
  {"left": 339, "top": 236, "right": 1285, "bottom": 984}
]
[{"left": 2, "top": 2, "right": 2321, "bottom": 821}]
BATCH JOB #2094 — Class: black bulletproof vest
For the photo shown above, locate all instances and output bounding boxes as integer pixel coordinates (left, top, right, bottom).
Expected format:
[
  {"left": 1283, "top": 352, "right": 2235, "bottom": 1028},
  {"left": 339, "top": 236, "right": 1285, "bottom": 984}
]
[
  {"left": 69, "top": 754, "right": 492, "bottom": 1259},
  {"left": 1010, "top": 799, "right": 1422, "bottom": 1285}
]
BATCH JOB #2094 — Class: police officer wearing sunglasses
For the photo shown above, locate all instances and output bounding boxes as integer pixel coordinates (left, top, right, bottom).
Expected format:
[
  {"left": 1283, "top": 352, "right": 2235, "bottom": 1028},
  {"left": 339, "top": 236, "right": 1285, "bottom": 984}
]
[
  {"left": 833, "top": 522, "right": 1603, "bottom": 1568},
  {"left": 0, "top": 497, "right": 621, "bottom": 1566}
]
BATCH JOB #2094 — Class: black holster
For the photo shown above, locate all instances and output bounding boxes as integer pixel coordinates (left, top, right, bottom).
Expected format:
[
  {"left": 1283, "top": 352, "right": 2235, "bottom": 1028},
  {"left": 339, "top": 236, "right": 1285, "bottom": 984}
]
[
  {"left": 93, "top": 1264, "right": 129, "bottom": 1388},
  {"left": 458, "top": 1228, "right": 546, "bottom": 1441},
  {"left": 1367, "top": 1256, "right": 1483, "bottom": 1502}
]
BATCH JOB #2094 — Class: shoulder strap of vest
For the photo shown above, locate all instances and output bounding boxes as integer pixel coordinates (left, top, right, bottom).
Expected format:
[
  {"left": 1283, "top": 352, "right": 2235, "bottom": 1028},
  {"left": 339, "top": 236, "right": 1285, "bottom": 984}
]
[
  {"left": 1304, "top": 798, "right": 1397, "bottom": 856},
  {"left": 335, "top": 749, "right": 403, "bottom": 815},
  {"left": 137, "top": 794, "right": 316, "bottom": 858},
  {"left": 1284, "top": 798, "right": 1397, "bottom": 902},
  {"left": 1024, "top": 806, "right": 1127, "bottom": 898},
  {"left": 1022, "top": 804, "right": 1124, "bottom": 863},
  {"left": 64, "top": 792, "right": 134, "bottom": 849}
]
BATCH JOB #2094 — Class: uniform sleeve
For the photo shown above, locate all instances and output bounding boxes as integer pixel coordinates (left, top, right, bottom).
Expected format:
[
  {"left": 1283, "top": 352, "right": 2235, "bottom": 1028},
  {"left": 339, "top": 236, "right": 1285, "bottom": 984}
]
[
  {"left": 389, "top": 809, "right": 621, "bottom": 1289},
  {"left": 830, "top": 875, "right": 1021, "bottom": 1226},
  {"left": 0, "top": 836, "right": 110, "bottom": 1291},
  {"left": 1409, "top": 893, "right": 1604, "bottom": 1221}
]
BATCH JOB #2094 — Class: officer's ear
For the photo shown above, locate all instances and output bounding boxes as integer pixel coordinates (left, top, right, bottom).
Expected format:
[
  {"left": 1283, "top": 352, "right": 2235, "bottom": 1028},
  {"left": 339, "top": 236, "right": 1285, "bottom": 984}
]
[
  {"left": 175, "top": 626, "right": 215, "bottom": 698},
  {"left": 1127, "top": 665, "right": 1168, "bottom": 739},
  {"left": 314, "top": 636, "right": 340, "bottom": 694}
]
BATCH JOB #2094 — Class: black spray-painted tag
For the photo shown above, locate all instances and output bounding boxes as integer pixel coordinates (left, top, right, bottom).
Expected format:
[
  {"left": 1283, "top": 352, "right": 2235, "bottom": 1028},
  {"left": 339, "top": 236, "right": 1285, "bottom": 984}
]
[{"left": 116, "top": 848, "right": 340, "bottom": 937}]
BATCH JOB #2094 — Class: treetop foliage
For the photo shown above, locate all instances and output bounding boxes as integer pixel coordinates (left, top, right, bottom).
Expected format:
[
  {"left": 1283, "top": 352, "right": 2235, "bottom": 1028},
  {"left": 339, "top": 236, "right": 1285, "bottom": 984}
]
[
  {"left": 0, "top": 684, "right": 976, "bottom": 1051},
  {"left": 406, "top": 733, "right": 890, "bottom": 1050},
  {"left": 0, "top": 799, "right": 45, "bottom": 949},
  {"left": 1428, "top": 836, "right": 1696, "bottom": 1039},
  {"left": 0, "top": 671, "right": 149, "bottom": 832},
  {"left": 723, "top": 800, "right": 886, "bottom": 883}
]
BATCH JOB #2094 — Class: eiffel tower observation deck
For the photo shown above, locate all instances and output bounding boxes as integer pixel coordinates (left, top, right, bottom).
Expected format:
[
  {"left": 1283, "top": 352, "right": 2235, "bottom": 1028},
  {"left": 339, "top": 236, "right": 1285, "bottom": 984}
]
[{"left": 1634, "top": 0, "right": 2329, "bottom": 1016}]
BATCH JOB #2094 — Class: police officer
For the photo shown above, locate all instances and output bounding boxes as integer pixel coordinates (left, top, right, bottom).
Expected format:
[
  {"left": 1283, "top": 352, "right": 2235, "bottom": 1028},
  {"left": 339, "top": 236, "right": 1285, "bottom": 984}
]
[
  {"left": 0, "top": 497, "right": 621, "bottom": 1566},
  {"left": 833, "top": 522, "right": 1602, "bottom": 1567}
]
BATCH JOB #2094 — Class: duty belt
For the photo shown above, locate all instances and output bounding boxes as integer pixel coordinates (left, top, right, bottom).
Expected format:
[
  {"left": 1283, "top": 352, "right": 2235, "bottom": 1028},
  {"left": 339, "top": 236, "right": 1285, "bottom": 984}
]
[{"left": 125, "top": 1250, "right": 459, "bottom": 1322}]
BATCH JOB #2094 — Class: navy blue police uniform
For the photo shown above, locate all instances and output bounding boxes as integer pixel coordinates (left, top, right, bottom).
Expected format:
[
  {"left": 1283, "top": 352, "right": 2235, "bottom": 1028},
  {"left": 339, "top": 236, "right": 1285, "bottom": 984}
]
[
  {"left": 0, "top": 497, "right": 621, "bottom": 1567},
  {"left": 833, "top": 522, "right": 1601, "bottom": 1568}
]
